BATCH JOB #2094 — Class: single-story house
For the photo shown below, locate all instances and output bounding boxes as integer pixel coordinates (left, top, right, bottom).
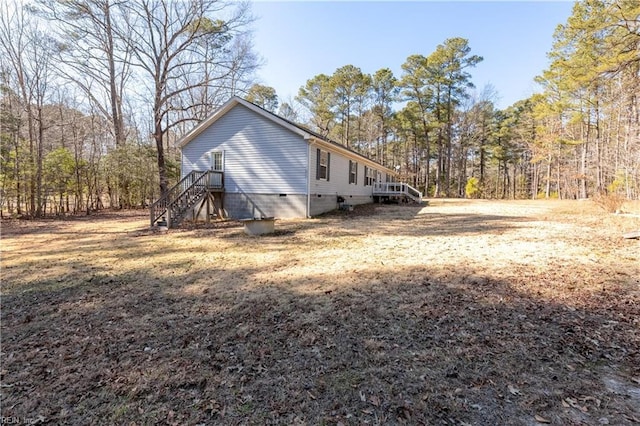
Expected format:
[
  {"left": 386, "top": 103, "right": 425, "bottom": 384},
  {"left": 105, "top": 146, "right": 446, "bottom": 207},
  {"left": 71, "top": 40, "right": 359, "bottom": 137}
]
[{"left": 150, "top": 96, "right": 421, "bottom": 227}]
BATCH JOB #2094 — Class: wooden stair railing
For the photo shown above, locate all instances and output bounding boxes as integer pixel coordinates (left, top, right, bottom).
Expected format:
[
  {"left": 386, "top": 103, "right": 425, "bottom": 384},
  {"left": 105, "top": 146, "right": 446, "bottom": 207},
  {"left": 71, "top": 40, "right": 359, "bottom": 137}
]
[
  {"left": 404, "top": 184, "right": 423, "bottom": 203},
  {"left": 150, "top": 171, "right": 223, "bottom": 228},
  {"left": 373, "top": 182, "right": 423, "bottom": 203}
]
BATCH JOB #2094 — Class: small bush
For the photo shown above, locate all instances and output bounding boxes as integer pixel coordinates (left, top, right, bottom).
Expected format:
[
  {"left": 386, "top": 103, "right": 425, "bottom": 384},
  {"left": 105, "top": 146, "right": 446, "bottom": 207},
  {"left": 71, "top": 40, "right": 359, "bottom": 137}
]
[
  {"left": 465, "top": 177, "right": 480, "bottom": 198},
  {"left": 536, "top": 191, "right": 559, "bottom": 199},
  {"left": 607, "top": 170, "right": 626, "bottom": 194},
  {"left": 593, "top": 193, "right": 625, "bottom": 213}
]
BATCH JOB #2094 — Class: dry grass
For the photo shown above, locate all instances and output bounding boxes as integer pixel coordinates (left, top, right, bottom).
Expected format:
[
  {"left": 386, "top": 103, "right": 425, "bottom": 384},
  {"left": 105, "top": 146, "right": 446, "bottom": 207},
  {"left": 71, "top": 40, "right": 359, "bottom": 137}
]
[
  {"left": 593, "top": 194, "right": 626, "bottom": 213},
  {"left": 1, "top": 199, "right": 639, "bottom": 425}
]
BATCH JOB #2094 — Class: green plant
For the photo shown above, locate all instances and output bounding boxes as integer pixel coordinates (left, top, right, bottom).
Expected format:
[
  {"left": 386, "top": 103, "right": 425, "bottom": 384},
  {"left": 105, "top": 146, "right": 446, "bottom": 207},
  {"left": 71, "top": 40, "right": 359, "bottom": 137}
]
[
  {"left": 607, "top": 170, "right": 627, "bottom": 193},
  {"left": 465, "top": 177, "right": 480, "bottom": 198},
  {"left": 536, "top": 191, "right": 559, "bottom": 199}
]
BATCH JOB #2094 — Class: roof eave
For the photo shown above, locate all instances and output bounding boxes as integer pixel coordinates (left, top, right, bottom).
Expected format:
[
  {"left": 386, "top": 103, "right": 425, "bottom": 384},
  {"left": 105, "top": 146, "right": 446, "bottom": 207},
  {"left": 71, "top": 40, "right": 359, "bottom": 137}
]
[
  {"left": 177, "top": 96, "right": 311, "bottom": 148},
  {"left": 308, "top": 137, "right": 397, "bottom": 176}
]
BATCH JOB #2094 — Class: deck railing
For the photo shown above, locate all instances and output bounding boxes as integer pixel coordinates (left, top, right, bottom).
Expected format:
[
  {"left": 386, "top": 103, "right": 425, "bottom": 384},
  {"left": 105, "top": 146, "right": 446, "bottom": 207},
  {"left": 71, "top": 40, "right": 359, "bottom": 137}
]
[
  {"left": 150, "top": 170, "right": 223, "bottom": 227},
  {"left": 373, "top": 182, "right": 423, "bottom": 202},
  {"left": 208, "top": 171, "right": 223, "bottom": 189}
]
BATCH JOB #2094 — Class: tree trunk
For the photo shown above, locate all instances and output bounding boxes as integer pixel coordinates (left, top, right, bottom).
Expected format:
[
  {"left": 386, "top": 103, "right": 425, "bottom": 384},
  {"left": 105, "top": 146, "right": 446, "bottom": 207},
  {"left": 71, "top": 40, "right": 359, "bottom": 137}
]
[
  {"left": 104, "top": 0, "right": 125, "bottom": 147},
  {"left": 580, "top": 117, "right": 589, "bottom": 199},
  {"left": 13, "top": 130, "right": 22, "bottom": 215},
  {"left": 532, "top": 163, "right": 539, "bottom": 199},
  {"left": 595, "top": 101, "right": 603, "bottom": 193},
  {"left": 445, "top": 88, "right": 453, "bottom": 196},
  {"left": 154, "top": 119, "right": 168, "bottom": 196},
  {"left": 556, "top": 149, "right": 562, "bottom": 199},
  {"left": 545, "top": 153, "right": 552, "bottom": 198},
  {"left": 35, "top": 105, "right": 44, "bottom": 217},
  {"left": 512, "top": 163, "right": 517, "bottom": 199},
  {"left": 479, "top": 136, "right": 486, "bottom": 195}
]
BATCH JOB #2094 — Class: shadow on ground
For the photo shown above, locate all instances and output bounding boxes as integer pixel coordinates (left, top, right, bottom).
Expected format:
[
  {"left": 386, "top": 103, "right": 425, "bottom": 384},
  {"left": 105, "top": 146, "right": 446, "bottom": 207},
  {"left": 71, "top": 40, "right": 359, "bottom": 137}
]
[
  {"left": 3, "top": 203, "right": 639, "bottom": 424},
  {"left": 2, "top": 257, "right": 639, "bottom": 425}
]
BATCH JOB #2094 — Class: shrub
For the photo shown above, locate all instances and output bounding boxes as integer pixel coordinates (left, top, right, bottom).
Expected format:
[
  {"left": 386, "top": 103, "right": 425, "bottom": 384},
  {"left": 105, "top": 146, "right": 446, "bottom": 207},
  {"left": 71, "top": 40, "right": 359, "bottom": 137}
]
[
  {"left": 536, "top": 191, "right": 559, "bottom": 199},
  {"left": 607, "top": 170, "right": 626, "bottom": 194},
  {"left": 465, "top": 177, "right": 480, "bottom": 198},
  {"left": 593, "top": 193, "right": 625, "bottom": 213}
]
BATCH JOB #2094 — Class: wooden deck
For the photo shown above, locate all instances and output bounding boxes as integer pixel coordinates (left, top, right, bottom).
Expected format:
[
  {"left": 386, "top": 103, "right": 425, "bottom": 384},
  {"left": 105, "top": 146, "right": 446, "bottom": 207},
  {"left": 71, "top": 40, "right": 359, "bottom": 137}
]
[{"left": 373, "top": 182, "right": 423, "bottom": 203}]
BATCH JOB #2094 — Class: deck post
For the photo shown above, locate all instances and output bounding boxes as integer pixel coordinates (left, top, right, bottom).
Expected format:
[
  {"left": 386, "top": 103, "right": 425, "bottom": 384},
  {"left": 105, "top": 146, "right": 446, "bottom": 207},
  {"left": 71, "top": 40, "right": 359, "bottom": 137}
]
[{"left": 206, "top": 192, "right": 211, "bottom": 223}]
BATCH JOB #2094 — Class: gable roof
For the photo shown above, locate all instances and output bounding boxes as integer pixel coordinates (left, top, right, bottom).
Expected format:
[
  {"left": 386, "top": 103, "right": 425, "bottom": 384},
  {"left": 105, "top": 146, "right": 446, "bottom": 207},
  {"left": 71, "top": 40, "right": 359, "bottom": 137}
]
[{"left": 177, "top": 96, "right": 397, "bottom": 175}]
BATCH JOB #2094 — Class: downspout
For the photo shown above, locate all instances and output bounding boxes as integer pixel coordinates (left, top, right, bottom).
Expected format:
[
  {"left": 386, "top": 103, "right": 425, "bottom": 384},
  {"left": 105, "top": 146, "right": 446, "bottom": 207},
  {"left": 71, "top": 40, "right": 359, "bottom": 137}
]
[{"left": 305, "top": 137, "right": 312, "bottom": 218}]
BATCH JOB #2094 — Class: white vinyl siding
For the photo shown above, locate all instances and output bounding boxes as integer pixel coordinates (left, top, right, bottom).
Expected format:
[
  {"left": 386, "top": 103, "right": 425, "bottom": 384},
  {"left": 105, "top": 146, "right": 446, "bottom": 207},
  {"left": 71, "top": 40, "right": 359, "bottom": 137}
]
[
  {"left": 309, "top": 144, "right": 391, "bottom": 197},
  {"left": 180, "top": 97, "right": 397, "bottom": 218},
  {"left": 182, "top": 104, "right": 307, "bottom": 194}
]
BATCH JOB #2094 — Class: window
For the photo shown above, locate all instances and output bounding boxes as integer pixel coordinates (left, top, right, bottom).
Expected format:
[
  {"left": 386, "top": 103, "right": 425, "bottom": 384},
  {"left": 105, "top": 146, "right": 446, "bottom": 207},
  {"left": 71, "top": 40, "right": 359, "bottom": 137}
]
[
  {"left": 211, "top": 151, "right": 224, "bottom": 171},
  {"left": 364, "top": 166, "right": 374, "bottom": 186},
  {"left": 316, "top": 149, "right": 330, "bottom": 180},
  {"left": 349, "top": 160, "right": 358, "bottom": 184}
]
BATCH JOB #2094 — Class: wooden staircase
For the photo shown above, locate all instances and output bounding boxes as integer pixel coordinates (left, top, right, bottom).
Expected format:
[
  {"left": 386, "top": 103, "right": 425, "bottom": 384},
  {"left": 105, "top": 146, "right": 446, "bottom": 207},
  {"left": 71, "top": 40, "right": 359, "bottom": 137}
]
[{"left": 150, "top": 171, "right": 223, "bottom": 228}]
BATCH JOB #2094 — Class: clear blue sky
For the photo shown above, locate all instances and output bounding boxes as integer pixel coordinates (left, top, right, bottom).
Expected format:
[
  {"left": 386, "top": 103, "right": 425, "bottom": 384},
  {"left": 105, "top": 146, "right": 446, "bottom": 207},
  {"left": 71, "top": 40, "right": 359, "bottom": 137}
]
[{"left": 249, "top": 1, "right": 575, "bottom": 110}]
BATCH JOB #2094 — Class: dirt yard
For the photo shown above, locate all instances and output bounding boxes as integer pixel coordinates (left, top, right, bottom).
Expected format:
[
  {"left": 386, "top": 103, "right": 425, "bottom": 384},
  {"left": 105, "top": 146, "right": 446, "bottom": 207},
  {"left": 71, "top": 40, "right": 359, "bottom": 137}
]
[{"left": 2, "top": 199, "right": 639, "bottom": 425}]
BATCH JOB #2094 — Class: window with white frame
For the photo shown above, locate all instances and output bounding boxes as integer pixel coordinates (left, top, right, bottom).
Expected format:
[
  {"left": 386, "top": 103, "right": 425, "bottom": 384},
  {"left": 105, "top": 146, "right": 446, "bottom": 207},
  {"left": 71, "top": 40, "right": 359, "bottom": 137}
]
[
  {"left": 349, "top": 160, "right": 357, "bottom": 184},
  {"left": 364, "top": 166, "right": 374, "bottom": 186},
  {"left": 316, "top": 149, "right": 330, "bottom": 180},
  {"left": 211, "top": 151, "right": 224, "bottom": 171}
]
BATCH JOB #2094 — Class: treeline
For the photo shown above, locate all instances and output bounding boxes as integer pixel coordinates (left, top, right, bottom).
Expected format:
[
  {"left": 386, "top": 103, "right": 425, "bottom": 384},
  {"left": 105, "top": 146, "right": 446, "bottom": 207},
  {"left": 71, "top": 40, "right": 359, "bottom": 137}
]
[
  {"left": 294, "top": 38, "right": 486, "bottom": 198},
  {"left": 290, "top": 0, "right": 639, "bottom": 200},
  {"left": 1, "top": 1, "right": 638, "bottom": 219},
  {"left": 0, "top": 0, "right": 258, "bottom": 217},
  {"left": 533, "top": 0, "right": 640, "bottom": 200}
]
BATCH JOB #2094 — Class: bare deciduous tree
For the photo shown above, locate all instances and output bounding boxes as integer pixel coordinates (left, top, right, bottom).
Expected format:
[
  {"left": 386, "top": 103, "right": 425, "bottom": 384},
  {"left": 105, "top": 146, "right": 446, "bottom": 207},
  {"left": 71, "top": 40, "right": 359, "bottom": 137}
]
[{"left": 119, "top": 0, "right": 255, "bottom": 195}]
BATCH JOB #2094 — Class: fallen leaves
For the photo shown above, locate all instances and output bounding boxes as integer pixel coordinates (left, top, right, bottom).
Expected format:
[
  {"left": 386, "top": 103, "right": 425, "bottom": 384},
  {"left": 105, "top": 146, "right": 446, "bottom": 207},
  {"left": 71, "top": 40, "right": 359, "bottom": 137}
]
[
  {"left": 508, "top": 384, "right": 522, "bottom": 396},
  {"left": 535, "top": 414, "right": 551, "bottom": 423},
  {"left": 2, "top": 202, "right": 639, "bottom": 425},
  {"left": 561, "top": 395, "right": 602, "bottom": 413},
  {"left": 369, "top": 395, "right": 381, "bottom": 407}
]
